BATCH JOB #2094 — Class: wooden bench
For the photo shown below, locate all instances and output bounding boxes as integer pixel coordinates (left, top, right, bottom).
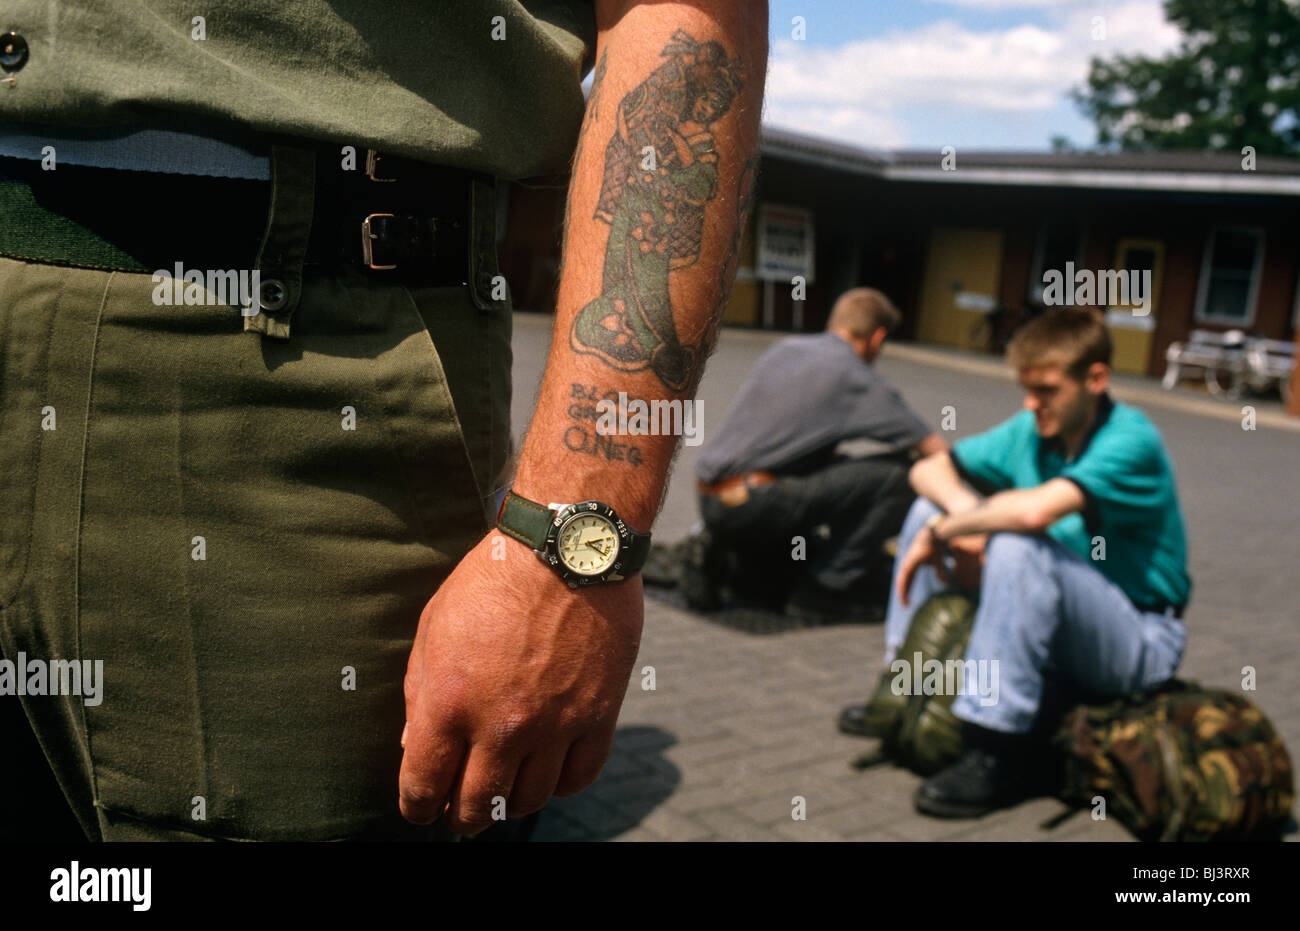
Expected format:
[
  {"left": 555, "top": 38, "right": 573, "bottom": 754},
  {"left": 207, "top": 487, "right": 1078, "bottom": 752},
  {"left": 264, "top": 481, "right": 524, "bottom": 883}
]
[
  {"left": 1163, "top": 329, "right": 1295, "bottom": 402},
  {"left": 1246, "top": 337, "right": 1296, "bottom": 385}
]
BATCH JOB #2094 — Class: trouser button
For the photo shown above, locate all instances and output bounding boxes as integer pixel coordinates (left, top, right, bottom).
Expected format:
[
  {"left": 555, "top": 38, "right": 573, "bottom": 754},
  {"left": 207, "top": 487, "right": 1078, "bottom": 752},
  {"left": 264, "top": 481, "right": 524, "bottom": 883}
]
[
  {"left": 1, "top": 32, "right": 29, "bottom": 72},
  {"left": 259, "top": 278, "right": 288, "bottom": 311}
]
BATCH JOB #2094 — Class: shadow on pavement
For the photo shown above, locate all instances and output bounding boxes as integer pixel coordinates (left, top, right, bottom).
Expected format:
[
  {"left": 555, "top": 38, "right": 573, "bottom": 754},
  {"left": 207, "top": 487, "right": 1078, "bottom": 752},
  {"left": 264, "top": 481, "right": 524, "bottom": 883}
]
[{"left": 532, "top": 725, "right": 682, "bottom": 841}]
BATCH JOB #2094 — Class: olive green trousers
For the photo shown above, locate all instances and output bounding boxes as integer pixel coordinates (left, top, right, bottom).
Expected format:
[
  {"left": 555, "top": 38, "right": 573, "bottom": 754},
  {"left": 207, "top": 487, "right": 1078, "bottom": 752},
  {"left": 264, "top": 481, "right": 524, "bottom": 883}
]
[{"left": 0, "top": 167, "right": 511, "bottom": 841}]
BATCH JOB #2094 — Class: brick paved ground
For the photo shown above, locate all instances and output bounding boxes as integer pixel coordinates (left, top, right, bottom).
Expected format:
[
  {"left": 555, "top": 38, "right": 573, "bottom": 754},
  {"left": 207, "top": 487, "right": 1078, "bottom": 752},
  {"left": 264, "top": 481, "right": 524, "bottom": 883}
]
[{"left": 508, "top": 313, "right": 1300, "bottom": 842}]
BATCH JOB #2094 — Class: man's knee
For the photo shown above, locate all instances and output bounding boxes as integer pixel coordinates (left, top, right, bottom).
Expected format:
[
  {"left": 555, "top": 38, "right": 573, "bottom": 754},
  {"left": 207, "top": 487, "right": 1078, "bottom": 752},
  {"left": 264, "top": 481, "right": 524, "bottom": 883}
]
[
  {"left": 885, "top": 468, "right": 916, "bottom": 516},
  {"left": 866, "top": 461, "right": 914, "bottom": 526},
  {"left": 903, "top": 495, "right": 942, "bottom": 525},
  {"left": 984, "top": 531, "right": 1054, "bottom": 572},
  {"left": 876, "top": 458, "right": 912, "bottom": 496}
]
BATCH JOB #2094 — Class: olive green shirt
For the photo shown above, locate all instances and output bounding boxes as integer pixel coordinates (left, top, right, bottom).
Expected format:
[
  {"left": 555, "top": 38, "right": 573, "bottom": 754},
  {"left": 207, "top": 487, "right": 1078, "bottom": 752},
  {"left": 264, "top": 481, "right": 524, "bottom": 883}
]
[{"left": 0, "top": 0, "right": 596, "bottom": 179}]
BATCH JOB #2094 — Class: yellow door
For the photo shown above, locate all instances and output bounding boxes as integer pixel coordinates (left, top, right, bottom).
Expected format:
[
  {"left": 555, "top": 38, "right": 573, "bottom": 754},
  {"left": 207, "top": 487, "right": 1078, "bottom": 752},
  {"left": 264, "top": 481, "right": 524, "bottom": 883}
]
[
  {"left": 1108, "top": 239, "right": 1165, "bottom": 375},
  {"left": 917, "top": 228, "right": 1004, "bottom": 349}
]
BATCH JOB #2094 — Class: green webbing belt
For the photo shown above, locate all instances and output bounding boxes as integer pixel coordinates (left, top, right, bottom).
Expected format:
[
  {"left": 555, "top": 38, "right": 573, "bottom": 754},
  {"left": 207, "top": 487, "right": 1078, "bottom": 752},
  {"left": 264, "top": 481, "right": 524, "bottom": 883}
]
[
  {"left": 0, "top": 159, "right": 266, "bottom": 273},
  {"left": 0, "top": 178, "right": 150, "bottom": 271}
]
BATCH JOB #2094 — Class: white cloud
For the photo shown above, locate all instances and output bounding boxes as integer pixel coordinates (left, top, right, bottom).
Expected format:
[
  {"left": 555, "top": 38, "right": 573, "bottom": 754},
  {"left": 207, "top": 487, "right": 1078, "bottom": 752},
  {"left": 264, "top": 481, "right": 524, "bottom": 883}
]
[
  {"left": 762, "top": 98, "right": 911, "bottom": 149},
  {"left": 764, "top": 0, "right": 1183, "bottom": 148}
]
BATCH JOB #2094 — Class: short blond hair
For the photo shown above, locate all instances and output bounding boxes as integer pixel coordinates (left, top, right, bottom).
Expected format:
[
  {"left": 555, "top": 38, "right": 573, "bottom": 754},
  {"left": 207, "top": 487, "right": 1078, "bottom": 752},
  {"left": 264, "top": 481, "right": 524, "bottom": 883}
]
[
  {"left": 1006, "top": 307, "right": 1111, "bottom": 379},
  {"left": 826, "top": 288, "right": 901, "bottom": 337}
]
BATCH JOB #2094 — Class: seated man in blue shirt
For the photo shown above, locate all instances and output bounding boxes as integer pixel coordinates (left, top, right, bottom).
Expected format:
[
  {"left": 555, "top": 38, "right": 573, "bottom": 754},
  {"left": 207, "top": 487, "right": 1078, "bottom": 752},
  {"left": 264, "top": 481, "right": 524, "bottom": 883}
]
[
  {"left": 889, "top": 306, "right": 1191, "bottom": 817},
  {"left": 692, "top": 288, "right": 946, "bottom": 621}
]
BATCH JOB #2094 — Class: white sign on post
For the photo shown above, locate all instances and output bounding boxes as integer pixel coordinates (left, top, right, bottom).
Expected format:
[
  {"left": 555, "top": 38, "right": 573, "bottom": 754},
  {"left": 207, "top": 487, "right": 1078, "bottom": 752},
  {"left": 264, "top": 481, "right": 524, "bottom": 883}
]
[
  {"left": 756, "top": 204, "right": 815, "bottom": 283},
  {"left": 954, "top": 292, "right": 997, "bottom": 312}
]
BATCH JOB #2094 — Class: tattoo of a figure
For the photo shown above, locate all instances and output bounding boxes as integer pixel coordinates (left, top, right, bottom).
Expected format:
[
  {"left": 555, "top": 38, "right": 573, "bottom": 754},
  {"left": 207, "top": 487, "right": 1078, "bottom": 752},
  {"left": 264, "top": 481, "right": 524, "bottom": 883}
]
[{"left": 569, "top": 30, "right": 744, "bottom": 392}]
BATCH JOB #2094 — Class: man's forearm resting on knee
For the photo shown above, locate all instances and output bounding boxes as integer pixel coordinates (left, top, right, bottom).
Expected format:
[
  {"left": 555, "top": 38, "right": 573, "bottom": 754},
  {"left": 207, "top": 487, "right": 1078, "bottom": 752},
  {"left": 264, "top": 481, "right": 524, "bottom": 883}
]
[
  {"left": 908, "top": 452, "right": 981, "bottom": 517},
  {"left": 909, "top": 453, "right": 1085, "bottom": 539}
]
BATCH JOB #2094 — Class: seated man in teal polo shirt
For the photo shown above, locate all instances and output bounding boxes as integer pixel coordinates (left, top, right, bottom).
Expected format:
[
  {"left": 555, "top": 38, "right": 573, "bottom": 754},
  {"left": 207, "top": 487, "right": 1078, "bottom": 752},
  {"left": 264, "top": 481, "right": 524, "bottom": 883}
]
[{"left": 886, "top": 306, "right": 1191, "bottom": 818}]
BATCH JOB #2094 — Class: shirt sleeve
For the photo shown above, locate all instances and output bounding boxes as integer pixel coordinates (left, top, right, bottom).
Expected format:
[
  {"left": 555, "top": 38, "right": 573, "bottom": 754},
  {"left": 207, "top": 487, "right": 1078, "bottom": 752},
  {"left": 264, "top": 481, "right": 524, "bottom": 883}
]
[
  {"left": 950, "top": 413, "right": 1029, "bottom": 494},
  {"left": 850, "top": 378, "right": 932, "bottom": 450},
  {"left": 1059, "top": 421, "right": 1168, "bottom": 535}
]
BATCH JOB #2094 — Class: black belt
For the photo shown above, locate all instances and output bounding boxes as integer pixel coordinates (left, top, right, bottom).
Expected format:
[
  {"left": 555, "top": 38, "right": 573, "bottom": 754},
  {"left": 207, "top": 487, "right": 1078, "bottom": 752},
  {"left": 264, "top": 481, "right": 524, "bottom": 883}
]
[
  {"left": 0, "top": 146, "right": 484, "bottom": 285},
  {"left": 305, "top": 147, "right": 483, "bottom": 283}
]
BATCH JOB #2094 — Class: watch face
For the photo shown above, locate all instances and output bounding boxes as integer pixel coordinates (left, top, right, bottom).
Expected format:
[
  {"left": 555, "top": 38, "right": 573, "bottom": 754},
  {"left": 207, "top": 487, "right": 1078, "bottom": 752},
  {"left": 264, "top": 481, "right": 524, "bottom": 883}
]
[{"left": 556, "top": 512, "right": 622, "bottom": 576}]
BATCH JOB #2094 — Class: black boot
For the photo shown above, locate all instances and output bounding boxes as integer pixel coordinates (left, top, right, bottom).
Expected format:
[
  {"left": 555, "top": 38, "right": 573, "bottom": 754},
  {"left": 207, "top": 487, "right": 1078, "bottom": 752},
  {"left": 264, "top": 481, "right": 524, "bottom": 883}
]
[
  {"left": 837, "top": 702, "right": 876, "bottom": 738},
  {"left": 785, "top": 578, "right": 885, "bottom": 625},
  {"left": 913, "top": 724, "right": 1033, "bottom": 818},
  {"left": 679, "top": 528, "right": 724, "bottom": 611}
]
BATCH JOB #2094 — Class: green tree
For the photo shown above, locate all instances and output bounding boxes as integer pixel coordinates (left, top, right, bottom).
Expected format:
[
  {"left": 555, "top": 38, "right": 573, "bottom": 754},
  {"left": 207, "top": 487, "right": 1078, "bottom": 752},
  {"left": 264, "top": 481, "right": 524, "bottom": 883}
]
[{"left": 1074, "top": 0, "right": 1300, "bottom": 156}]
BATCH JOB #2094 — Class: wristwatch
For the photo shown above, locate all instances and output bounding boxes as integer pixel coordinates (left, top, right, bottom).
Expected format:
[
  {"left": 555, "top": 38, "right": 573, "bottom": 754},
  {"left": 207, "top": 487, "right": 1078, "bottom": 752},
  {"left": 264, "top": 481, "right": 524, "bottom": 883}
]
[
  {"left": 496, "top": 490, "right": 652, "bottom": 587},
  {"left": 924, "top": 512, "right": 949, "bottom": 547}
]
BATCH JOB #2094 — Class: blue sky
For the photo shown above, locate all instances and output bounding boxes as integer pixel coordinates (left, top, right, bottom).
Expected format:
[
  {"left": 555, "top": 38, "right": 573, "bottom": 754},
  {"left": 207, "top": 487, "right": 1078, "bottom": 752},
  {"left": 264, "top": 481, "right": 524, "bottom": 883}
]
[{"left": 763, "top": 0, "right": 1184, "bottom": 151}]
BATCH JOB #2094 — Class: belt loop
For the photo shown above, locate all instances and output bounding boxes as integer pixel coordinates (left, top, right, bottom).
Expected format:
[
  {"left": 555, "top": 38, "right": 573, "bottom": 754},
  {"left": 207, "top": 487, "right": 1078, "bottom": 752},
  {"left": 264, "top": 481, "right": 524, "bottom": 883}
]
[
  {"left": 245, "top": 144, "right": 316, "bottom": 339},
  {"left": 468, "top": 176, "right": 505, "bottom": 311}
]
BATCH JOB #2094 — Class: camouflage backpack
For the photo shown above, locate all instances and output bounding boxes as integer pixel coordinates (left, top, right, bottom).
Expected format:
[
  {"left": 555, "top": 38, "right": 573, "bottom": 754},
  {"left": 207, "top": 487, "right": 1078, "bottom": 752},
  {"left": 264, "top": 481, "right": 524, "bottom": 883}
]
[
  {"left": 853, "top": 592, "right": 976, "bottom": 775},
  {"left": 1053, "top": 681, "right": 1295, "bottom": 841}
]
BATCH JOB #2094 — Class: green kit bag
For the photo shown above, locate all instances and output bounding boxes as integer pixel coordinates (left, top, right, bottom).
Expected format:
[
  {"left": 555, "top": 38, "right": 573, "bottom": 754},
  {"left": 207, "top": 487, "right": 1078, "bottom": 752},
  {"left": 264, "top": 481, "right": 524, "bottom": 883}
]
[
  {"left": 1053, "top": 681, "right": 1295, "bottom": 841},
  {"left": 854, "top": 591, "right": 977, "bottom": 775}
]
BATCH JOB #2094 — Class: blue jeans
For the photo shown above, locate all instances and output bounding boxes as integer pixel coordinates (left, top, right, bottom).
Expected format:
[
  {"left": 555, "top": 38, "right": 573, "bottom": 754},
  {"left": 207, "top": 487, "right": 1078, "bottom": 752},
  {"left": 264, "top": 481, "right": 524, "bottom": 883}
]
[{"left": 884, "top": 498, "right": 1187, "bottom": 735}]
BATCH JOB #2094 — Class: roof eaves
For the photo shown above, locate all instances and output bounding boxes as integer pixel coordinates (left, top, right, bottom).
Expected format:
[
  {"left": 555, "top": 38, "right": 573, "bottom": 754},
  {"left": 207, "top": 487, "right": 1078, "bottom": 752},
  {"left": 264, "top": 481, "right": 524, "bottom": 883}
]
[
  {"left": 881, "top": 164, "right": 1300, "bottom": 195},
  {"left": 757, "top": 129, "right": 1300, "bottom": 195},
  {"left": 759, "top": 127, "right": 890, "bottom": 178}
]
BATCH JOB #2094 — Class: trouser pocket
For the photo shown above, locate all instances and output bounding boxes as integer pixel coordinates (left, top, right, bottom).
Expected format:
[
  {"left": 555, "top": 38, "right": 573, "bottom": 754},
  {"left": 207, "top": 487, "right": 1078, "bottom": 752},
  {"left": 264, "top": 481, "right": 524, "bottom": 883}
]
[
  {"left": 400, "top": 276, "right": 513, "bottom": 522},
  {"left": 0, "top": 258, "right": 112, "bottom": 839},
  {"left": 11, "top": 262, "right": 489, "bottom": 839}
]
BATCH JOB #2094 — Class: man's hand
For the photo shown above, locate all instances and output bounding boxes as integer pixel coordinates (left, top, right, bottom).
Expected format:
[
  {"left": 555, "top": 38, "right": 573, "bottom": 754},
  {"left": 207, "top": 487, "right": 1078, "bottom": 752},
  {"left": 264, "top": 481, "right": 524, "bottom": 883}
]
[
  {"left": 398, "top": 534, "right": 643, "bottom": 834},
  {"left": 946, "top": 533, "right": 987, "bottom": 592},
  {"left": 895, "top": 526, "right": 947, "bottom": 608},
  {"left": 895, "top": 522, "right": 989, "bottom": 606}
]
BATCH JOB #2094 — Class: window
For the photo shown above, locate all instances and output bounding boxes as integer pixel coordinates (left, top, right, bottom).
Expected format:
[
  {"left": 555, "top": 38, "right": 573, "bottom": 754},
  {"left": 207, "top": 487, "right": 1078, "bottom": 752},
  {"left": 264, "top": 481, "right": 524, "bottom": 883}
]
[
  {"left": 1028, "top": 222, "right": 1082, "bottom": 304},
  {"left": 1195, "top": 228, "right": 1264, "bottom": 325}
]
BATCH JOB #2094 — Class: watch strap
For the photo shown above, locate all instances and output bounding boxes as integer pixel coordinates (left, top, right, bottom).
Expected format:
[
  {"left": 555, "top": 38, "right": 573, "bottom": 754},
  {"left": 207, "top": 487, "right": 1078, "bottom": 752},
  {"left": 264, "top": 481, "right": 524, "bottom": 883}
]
[
  {"left": 924, "top": 512, "right": 944, "bottom": 541},
  {"left": 496, "top": 491, "right": 554, "bottom": 550},
  {"left": 621, "top": 531, "right": 652, "bottom": 575},
  {"left": 496, "top": 490, "right": 652, "bottom": 576}
]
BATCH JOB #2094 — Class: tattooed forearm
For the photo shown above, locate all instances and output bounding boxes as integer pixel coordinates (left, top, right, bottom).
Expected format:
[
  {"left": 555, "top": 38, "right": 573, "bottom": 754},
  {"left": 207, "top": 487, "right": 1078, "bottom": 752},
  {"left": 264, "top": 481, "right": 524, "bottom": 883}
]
[
  {"left": 569, "top": 30, "right": 744, "bottom": 392},
  {"left": 567, "top": 382, "right": 649, "bottom": 425},
  {"left": 511, "top": 7, "right": 767, "bottom": 531},
  {"left": 564, "top": 383, "right": 646, "bottom": 467}
]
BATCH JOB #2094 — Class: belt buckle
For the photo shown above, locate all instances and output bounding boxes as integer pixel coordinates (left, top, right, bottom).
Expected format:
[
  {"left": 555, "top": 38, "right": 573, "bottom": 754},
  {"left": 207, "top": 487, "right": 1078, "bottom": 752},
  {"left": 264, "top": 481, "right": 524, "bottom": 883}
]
[
  {"left": 361, "top": 213, "right": 398, "bottom": 270},
  {"left": 365, "top": 149, "right": 397, "bottom": 183},
  {"left": 719, "top": 484, "right": 750, "bottom": 508}
]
